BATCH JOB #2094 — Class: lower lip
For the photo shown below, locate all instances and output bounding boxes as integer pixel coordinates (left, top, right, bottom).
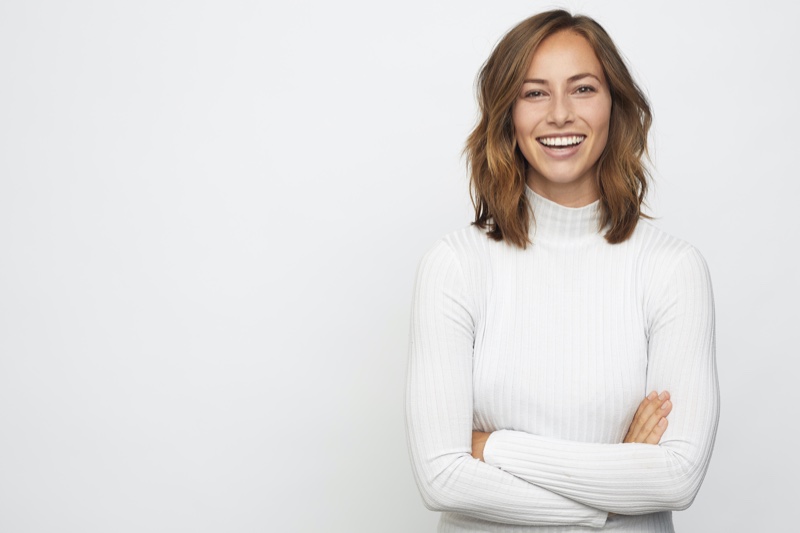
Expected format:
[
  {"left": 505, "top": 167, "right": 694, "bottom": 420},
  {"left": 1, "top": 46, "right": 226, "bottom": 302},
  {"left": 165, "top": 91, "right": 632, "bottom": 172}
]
[{"left": 538, "top": 141, "right": 583, "bottom": 159}]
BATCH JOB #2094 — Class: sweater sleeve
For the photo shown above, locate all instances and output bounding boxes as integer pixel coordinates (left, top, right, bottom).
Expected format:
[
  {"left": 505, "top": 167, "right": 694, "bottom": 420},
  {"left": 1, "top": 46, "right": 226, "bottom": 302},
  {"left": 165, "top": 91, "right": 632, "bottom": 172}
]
[
  {"left": 405, "top": 240, "right": 609, "bottom": 527},
  {"left": 482, "top": 246, "right": 720, "bottom": 515}
]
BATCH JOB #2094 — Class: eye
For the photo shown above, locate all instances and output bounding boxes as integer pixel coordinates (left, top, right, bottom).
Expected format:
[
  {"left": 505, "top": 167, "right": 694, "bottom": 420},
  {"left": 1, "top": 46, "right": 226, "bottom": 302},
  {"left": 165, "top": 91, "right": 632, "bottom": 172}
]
[
  {"left": 575, "top": 85, "right": 597, "bottom": 94},
  {"left": 524, "top": 90, "right": 545, "bottom": 98}
]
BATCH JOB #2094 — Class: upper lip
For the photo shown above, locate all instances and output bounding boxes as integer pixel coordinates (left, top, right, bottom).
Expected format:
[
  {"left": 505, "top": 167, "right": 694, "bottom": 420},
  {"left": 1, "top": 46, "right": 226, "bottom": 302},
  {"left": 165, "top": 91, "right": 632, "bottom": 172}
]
[{"left": 536, "top": 133, "right": 586, "bottom": 139}]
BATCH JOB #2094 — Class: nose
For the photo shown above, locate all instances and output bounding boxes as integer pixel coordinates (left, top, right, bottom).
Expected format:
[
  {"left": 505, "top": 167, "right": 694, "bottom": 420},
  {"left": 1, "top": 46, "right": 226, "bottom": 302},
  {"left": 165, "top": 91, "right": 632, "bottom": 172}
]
[{"left": 546, "top": 93, "right": 575, "bottom": 126}]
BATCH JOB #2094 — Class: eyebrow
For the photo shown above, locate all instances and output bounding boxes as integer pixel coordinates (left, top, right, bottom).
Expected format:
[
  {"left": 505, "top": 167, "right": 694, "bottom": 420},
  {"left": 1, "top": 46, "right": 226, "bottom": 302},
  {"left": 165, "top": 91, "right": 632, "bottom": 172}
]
[{"left": 522, "top": 73, "right": 603, "bottom": 85}]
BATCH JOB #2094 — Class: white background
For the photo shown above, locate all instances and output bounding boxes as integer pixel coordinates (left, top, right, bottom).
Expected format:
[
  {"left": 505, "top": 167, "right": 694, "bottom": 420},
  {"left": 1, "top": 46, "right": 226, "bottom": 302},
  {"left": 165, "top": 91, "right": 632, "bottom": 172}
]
[{"left": 1, "top": 1, "right": 796, "bottom": 531}]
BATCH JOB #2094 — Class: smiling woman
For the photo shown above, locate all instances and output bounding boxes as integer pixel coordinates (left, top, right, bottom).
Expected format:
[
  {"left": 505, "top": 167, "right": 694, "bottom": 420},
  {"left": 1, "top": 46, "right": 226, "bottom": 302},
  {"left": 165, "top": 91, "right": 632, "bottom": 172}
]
[
  {"left": 465, "top": 11, "right": 652, "bottom": 248},
  {"left": 405, "top": 9, "right": 719, "bottom": 533},
  {"left": 513, "top": 31, "right": 611, "bottom": 205}
]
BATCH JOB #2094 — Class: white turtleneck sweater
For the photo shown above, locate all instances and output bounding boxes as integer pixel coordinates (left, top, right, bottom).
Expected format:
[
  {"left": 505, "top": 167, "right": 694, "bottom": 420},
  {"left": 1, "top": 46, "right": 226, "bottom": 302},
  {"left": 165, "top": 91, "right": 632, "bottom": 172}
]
[{"left": 405, "top": 186, "right": 719, "bottom": 532}]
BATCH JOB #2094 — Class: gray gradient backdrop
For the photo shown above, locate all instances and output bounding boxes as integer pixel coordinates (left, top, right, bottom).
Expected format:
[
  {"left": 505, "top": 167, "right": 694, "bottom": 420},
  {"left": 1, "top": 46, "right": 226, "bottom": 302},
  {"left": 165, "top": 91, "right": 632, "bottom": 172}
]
[{"left": 1, "top": 0, "right": 796, "bottom": 531}]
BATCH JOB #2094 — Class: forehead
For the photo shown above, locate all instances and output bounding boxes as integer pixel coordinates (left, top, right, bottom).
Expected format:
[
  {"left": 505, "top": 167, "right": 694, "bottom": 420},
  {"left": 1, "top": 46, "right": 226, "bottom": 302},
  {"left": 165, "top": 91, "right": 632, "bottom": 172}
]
[{"left": 526, "top": 30, "right": 604, "bottom": 78}]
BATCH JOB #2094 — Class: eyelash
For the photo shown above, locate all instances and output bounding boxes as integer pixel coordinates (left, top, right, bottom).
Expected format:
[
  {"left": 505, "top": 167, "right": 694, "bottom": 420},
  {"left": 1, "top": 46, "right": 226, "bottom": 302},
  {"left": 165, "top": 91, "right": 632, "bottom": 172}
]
[{"left": 523, "top": 85, "right": 597, "bottom": 98}]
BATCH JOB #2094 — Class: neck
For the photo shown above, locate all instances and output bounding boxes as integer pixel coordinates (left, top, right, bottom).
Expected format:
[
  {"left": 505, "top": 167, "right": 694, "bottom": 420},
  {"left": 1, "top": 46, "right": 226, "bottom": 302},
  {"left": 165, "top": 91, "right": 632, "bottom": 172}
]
[
  {"left": 525, "top": 184, "right": 604, "bottom": 242},
  {"left": 526, "top": 175, "right": 599, "bottom": 208}
]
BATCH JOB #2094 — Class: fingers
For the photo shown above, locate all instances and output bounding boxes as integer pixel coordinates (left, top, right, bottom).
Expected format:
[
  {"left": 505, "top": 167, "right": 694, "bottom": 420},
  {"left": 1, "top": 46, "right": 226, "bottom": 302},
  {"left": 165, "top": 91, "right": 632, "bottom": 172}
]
[
  {"left": 632, "top": 391, "right": 656, "bottom": 425},
  {"left": 624, "top": 391, "right": 659, "bottom": 443},
  {"left": 643, "top": 416, "right": 668, "bottom": 445},
  {"left": 626, "top": 391, "right": 658, "bottom": 441},
  {"left": 623, "top": 390, "right": 672, "bottom": 444},
  {"left": 635, "top": 395, "right": 671, "bottom": 443}
]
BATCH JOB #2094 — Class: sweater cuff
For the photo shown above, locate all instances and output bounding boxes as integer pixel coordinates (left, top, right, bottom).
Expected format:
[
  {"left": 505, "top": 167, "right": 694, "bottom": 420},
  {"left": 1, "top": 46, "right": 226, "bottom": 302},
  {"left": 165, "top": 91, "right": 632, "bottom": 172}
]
[
  {"left": 483, "top": 431, "right": 500, "bottom": 465},
  {"left": 483, "top": 429, "right": 510, "bottom": 468}
]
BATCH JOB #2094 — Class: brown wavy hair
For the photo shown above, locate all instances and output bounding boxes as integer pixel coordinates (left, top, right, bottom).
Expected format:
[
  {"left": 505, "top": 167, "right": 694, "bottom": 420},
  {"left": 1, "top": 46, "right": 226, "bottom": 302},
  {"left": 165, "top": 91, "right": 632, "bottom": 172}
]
[{"left": 465, "top": 10, "right": 652, "bottom": 247}]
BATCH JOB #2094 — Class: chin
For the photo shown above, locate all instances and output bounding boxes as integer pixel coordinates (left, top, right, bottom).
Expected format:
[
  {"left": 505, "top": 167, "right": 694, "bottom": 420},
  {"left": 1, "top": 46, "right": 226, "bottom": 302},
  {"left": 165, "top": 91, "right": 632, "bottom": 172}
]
[{"left": 537, "top": 173, "right": 588, "bottom": 185}]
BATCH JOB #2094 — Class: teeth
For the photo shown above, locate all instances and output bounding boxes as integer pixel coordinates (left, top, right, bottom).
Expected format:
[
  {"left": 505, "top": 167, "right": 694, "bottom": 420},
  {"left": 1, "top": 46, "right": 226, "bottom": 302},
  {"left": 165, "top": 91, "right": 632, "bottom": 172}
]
[{"left": 538, "top": 135, "right": 585, "bottom": 147}]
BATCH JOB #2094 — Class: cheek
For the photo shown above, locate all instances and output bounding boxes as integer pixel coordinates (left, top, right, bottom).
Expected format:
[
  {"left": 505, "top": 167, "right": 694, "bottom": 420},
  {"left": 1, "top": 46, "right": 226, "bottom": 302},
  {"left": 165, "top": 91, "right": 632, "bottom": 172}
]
[
  {"left": 593, "top": 117, "right": 610, "bottom": 149},
  {"left": 511, "top": 102, "right": 542, "bottom": 138},
  {"left": 511, "top": 107, "right": 524, "bottom": 139},
  {"left": 585, "top": 103, "right": 612, "bottom": 148}
]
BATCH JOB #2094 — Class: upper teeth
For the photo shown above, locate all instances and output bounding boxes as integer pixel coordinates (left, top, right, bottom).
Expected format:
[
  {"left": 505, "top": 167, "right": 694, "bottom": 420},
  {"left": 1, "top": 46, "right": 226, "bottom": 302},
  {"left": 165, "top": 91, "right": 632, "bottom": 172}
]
[{"left": 539, "top": 136, "right": 585, "bottom": 147}]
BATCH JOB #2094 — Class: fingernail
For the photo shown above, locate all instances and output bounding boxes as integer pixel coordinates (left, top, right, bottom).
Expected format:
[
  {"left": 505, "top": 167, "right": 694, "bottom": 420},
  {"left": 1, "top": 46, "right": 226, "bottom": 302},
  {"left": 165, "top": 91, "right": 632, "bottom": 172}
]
[
  {"left": 661, "top": 400, "right": 671, "bottom": 410},
  {"left": 648, "top": 391, "right": 657, "bottom": 400},
  {"left": 658, "top": 418, "right": 666, "bottom": 427},
  {"left": 658, "top": 392, "right": 667, "bottom": 400}
]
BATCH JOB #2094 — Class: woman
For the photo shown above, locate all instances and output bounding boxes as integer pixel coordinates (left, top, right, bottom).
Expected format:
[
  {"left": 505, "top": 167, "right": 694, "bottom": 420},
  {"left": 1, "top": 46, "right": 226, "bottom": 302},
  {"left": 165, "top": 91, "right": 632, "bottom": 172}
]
[{"left": 405, "top": 9, "right": 719, "bottom": 533}]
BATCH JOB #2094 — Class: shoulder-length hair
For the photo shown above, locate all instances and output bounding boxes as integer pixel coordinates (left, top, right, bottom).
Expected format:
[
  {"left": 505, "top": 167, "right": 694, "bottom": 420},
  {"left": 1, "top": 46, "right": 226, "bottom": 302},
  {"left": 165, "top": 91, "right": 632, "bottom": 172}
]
[{"left": 465, "top": 10, "right": 652, "bottom": 247}]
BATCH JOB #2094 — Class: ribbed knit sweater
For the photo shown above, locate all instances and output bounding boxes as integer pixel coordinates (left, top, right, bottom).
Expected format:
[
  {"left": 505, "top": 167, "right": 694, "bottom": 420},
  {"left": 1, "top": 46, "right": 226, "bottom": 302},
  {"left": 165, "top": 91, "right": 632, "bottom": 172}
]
[{"left": 405, "top": 185, "right": 719, "bottom": 532}]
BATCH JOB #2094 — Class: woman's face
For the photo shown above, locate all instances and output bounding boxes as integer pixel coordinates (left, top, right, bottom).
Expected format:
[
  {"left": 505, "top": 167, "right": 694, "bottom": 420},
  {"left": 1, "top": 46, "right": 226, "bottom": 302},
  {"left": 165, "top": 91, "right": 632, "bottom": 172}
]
[{"left": 512, "top": 30, "right": 612, "bottom": 203}]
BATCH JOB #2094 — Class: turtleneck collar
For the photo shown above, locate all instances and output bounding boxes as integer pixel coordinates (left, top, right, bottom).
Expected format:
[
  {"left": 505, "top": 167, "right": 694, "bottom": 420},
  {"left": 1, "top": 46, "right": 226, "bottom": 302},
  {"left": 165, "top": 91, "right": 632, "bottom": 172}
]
[{"left": 524, "top": 184, "right": 605, "bottom": 242}]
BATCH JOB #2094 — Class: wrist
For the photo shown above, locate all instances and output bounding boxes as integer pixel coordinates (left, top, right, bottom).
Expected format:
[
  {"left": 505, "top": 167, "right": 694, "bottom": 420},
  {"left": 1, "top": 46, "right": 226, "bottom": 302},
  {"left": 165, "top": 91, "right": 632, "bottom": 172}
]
[{"left": 471, "top": 431, "right": 492, "bottom": 461}]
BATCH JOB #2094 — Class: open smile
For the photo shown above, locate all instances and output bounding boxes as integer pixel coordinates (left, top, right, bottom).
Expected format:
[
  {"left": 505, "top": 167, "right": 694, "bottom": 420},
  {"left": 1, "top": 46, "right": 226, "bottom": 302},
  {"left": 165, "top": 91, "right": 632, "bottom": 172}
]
[{"left": 537, "top": 135, "right": 586, "bottom": 148}]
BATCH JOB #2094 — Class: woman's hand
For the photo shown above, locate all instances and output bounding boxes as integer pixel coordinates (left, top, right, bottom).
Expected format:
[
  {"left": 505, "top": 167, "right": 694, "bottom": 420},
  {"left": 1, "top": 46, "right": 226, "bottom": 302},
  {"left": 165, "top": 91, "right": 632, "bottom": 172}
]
[
  {"left": 608, "top": 392, "right": 672, "bottom": 519},
  {"left": 623, "top": 390, "right": 672, "bottom": 444},
  {"left": 471, "top": 431, "right": 491, "bottom": 461}
]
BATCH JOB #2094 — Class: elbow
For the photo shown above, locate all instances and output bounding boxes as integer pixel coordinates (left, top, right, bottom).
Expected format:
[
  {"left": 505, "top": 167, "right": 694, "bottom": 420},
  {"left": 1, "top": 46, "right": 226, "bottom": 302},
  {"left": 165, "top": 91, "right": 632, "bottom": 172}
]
[
  {"left": 667, "top": 472, "right": 708, "bottom": 511},
  {"left": 419, "top": 487, "right": 454, "bottom": 513},
  {"left": 653, "top": 412, "right": 719, "bottom": 512},
  {"left": 413, "top": 470, "right": 462, "bottom": 513},
  {"left": 624, "top": 475, "right": 702, "bottom": 514},
  {"left": 662, "top": 490, "right": 697, "bottom": 512},
  {"left": 655, "top": 455, "right": 710, "bottom": 511},
  {"left": 409, "top": 454, "right": 472, "bottom": 513}
]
